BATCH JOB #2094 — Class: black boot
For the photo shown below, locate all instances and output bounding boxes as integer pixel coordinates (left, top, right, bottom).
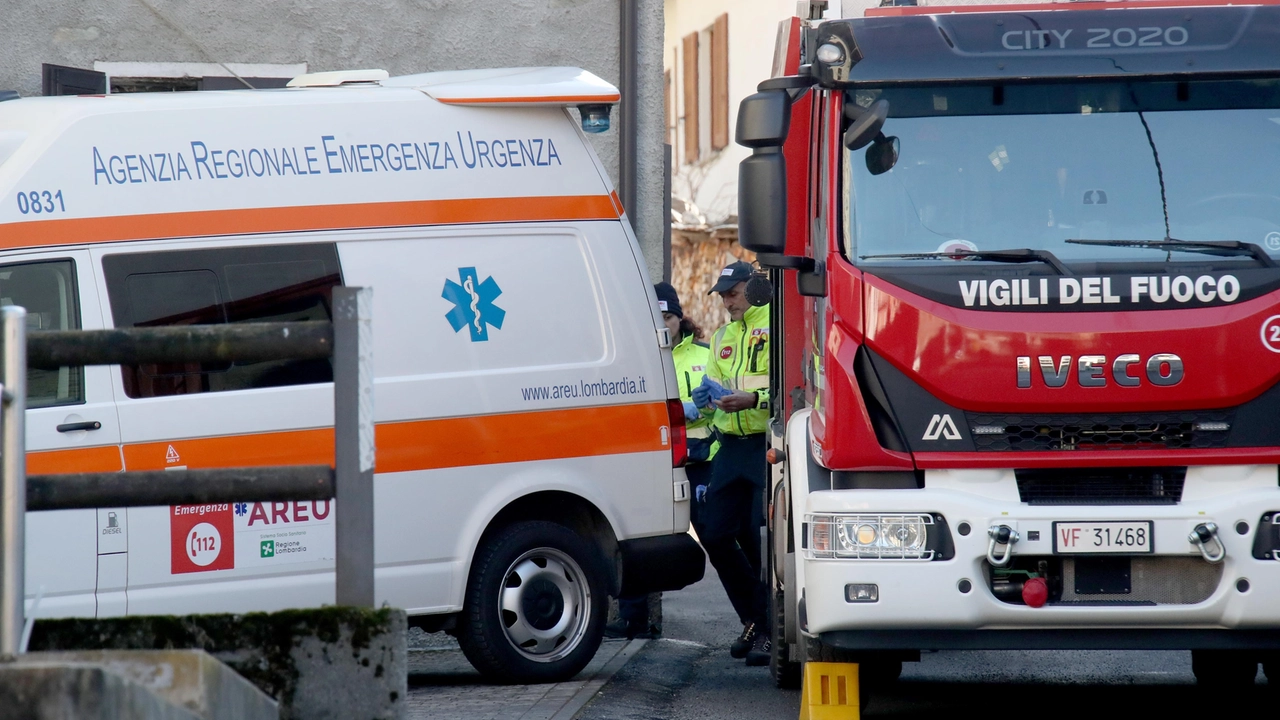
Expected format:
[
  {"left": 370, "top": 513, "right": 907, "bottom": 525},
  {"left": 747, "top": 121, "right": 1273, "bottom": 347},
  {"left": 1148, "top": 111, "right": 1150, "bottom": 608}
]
[
  {"left": 730, "top": 622, "right": 759, "bottom": 659},
  {"left": 744, "top": 631, "right": 771, "bottom": 667},
  {"left": 605, "top": 618, "right": 656, "bottom": 640},
  {"left": 604, "top": 618, "right": 634, "bottom": 639}
]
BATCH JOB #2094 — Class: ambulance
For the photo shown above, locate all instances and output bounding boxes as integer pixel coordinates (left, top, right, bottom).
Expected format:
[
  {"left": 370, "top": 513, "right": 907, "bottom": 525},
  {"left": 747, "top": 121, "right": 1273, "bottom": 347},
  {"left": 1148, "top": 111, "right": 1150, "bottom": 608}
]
[{"left": 0, "top": 66, "right": 704, "bottom": 683}]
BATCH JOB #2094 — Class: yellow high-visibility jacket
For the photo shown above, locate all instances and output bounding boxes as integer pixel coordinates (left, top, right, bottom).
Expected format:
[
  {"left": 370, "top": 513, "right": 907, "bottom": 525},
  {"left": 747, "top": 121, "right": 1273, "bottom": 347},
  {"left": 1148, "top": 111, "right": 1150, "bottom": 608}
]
[
  {"left": 673, "top": 332, "right": 717, "bottom": 462},
  {"left": 704, "top": 303, "right": 770, "bottom": 437}
]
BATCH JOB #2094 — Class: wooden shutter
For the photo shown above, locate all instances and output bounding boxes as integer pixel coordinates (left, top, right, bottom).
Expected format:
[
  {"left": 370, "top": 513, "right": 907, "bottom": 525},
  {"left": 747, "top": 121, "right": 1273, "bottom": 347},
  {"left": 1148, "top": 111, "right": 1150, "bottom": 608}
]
[
  {"left": 682, "top": 32, "right": 700, "bottom": 164},
  {"left": 664, "top": 69, "right": 674, "bottom": 146},
  {"left": 710, "top": 14, "right": 730, "bottom": 151}
]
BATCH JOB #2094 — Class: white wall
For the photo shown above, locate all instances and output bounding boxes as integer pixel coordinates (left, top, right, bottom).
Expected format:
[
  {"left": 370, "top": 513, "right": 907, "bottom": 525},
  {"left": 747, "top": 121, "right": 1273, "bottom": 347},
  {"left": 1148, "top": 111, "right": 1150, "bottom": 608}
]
[{"left": 663, "top": 0, "right": 879, "bottom": 226}]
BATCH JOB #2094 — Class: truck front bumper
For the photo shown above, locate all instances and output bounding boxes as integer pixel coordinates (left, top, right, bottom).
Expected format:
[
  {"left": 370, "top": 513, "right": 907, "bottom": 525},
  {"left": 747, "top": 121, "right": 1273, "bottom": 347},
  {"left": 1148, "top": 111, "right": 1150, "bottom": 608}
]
[{"left": 801, "top": 465, "right": 1280, "bottom": 640}]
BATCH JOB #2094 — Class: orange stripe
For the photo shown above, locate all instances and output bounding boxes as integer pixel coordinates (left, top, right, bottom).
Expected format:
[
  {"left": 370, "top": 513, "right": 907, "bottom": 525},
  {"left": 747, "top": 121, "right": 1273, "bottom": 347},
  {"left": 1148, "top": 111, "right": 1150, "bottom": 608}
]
[
  {"left": 29, "top": 445, "right": 122, "bottom": 475},
  {"left": 121, "top": 402, "right": 669, "bottom": 472},
  {"left": 609, "top": 190, "right": 625, "bottom": 216},
  {"left": 436, "top": 94, "right": 621, "bottom": 105},
  {"left": 1, "top": 195, "right": 618, "bottom": 250}
]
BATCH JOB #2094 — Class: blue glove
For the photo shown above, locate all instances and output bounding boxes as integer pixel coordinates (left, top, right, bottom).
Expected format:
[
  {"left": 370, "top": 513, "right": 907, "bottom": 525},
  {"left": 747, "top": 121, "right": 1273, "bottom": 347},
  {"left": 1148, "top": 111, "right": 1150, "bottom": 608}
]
[
  {"left": 695, "top": 484, "right": 707, "bottom": 503},
  {"left": 691, "top": 379, "right": 713, "bottom": 408},
  {"left": 692, "top": 376, "right": 729, "bottom": 409},
  {"left": 683, "top": 401, "right": 699, "bottom": 420}
]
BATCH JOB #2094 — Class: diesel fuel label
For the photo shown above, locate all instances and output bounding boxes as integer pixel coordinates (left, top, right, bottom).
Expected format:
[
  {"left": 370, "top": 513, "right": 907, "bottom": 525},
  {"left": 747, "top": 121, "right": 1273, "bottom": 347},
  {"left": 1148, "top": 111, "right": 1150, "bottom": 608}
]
[{"left": 959, "top": 275, "right": 1240, "bottom": 308}]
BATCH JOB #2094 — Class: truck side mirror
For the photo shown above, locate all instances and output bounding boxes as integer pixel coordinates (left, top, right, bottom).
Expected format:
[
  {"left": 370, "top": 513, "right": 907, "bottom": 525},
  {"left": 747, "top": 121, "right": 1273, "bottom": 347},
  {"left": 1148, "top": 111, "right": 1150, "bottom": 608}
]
[
  {"left": 866, "top": 135, "right": 899, "bottom": 175},
  {"left": 844, "top": 99, "right": 888, "bottom": 151},
  {"left": 736, "top": 90, "right": 792, "bottom": 256},
  {"left": 736, "top": 90, "right": 791, "bottom": 149}
]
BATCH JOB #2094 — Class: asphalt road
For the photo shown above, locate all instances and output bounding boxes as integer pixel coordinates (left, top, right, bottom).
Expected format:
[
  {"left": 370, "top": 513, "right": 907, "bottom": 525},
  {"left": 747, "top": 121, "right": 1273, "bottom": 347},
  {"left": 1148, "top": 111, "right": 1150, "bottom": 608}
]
[
  {"left": 407, "top": 558, "right": 1274, "bottom": 720},
  {"left": 576, "top": 567, "right": 1275, "bottom": 719}
]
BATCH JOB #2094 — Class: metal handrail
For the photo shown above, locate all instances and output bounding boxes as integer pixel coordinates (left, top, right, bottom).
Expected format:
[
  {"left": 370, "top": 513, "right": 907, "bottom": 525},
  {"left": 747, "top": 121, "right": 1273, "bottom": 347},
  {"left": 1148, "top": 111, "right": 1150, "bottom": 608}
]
[{"left": 0, "top": 287, "right": 373, "bottom": 655}]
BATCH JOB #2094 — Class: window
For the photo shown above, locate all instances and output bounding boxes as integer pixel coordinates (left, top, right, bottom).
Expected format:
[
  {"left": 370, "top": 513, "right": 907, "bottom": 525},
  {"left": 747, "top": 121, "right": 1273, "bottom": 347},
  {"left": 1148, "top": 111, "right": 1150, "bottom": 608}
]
[
  {"left": 0, "top": 260, "right": 84, "bottom": 408},
  {"left": 103, "top": 244, "right": 342, "bottom": 398},
  {"left": 676, "top": 14, "right": 730, "bottom": 165}
]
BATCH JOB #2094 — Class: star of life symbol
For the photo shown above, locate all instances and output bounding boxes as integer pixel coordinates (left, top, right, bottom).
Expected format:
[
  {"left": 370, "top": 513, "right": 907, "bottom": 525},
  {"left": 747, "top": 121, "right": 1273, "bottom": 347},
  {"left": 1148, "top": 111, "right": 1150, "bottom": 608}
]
[
  {"left": 923, "top": 413, "right": 961, "bottom": 441},
  {"left": 443, "top": 267, "right": 505, "bottom": 342}
]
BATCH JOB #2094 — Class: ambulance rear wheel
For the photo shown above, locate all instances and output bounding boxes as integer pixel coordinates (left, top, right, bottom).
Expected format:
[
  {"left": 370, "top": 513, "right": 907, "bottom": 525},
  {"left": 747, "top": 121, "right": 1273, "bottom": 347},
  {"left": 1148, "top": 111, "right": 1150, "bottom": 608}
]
[{"left": 457, "top": 520, "right": 607, "bottom": 684}]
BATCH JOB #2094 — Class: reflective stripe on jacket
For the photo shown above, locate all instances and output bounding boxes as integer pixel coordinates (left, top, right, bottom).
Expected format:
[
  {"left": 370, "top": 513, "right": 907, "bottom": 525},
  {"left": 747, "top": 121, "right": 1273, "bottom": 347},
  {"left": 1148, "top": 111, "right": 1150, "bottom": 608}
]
[
  {"left": 673, "top": 333, "right": 717, "bottom": 461},
  {"left": 705, "top": 303, "right": 770, "bottom": 436}
]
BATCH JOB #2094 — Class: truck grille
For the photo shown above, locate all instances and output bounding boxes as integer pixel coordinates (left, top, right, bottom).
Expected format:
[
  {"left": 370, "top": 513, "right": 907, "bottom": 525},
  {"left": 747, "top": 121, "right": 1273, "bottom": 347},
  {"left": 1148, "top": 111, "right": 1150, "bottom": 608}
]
[
  {"left": 1015, "top": 467, "right": 1186, "bottom": 505},
  {"left": 966, "top": 411, "right": 1233, "bottom": 451}
]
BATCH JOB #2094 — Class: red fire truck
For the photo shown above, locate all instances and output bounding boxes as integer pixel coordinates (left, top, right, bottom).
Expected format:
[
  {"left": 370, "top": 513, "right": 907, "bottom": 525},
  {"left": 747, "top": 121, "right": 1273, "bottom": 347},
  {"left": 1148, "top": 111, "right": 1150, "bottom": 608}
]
[{"left": 738, "top": 0, "right": 1280, "bottom": 689}]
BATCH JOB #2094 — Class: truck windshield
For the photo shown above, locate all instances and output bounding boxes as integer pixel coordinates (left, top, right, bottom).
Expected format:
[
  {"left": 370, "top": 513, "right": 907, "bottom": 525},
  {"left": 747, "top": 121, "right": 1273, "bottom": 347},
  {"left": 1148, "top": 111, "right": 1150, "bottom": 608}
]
[{"left": 845, "top": 79, "right": 1280, "bottom": 267}]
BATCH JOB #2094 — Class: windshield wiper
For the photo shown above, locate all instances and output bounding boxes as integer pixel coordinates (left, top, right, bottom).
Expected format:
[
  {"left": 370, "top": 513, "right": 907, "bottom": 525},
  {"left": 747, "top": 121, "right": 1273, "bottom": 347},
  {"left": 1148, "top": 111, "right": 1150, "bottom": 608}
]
[
  {"left": 859, "top": 248, "right": 1071, "bottom": 275},
  {"left": 1064, "top": 238, "right": 1277, "bottom": 268}
]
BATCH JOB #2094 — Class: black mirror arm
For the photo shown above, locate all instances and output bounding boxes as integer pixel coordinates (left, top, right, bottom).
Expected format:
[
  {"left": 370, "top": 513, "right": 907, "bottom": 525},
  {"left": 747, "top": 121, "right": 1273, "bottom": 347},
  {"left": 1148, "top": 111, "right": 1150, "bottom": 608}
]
[{"left": 756, "top": 253, "right": 815, "bottom": 271}]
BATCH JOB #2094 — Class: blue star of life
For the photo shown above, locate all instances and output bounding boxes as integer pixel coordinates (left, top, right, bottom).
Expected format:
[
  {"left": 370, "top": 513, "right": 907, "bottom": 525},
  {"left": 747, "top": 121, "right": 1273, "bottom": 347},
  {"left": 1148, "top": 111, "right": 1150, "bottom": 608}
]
[{"left": 443, "top": 267, "right": 505, "bottom": 342}]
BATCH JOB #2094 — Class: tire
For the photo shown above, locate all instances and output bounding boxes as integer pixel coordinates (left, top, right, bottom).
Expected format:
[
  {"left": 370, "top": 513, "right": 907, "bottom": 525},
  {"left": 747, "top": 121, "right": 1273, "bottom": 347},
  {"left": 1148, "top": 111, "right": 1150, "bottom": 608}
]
[
  {"left": 1191, "top": 650, "right": 1258, "bottom": 687},
  {"left": 769, "top": 588, "right": 801, "bottom": 689},
  {"left": 457, "top": 520, "right": 607, "bottom": 684}
]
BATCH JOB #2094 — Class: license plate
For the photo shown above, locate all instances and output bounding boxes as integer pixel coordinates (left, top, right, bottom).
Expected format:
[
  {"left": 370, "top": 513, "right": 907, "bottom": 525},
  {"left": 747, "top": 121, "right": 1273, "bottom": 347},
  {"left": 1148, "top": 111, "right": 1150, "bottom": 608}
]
[{"left": 1053, "top": 521, "right": 1153, "bottom": 554}]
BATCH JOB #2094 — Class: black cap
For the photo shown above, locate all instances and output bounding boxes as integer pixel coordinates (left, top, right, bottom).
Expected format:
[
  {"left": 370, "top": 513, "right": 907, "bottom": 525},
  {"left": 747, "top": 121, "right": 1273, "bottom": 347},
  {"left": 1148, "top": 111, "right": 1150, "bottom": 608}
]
[
  {"left": 709, "top": 261, "right": 754, "bottom": 295},
  {"left": 654, "top": 282, "right": 683, "bottom": 318}
]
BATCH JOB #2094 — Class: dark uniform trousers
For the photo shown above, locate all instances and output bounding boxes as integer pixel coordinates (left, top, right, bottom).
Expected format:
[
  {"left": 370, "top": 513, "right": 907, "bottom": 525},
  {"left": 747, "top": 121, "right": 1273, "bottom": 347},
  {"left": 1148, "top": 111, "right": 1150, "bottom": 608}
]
[{"left": 700, "top": 432, "right": 768, "bottom": 630}]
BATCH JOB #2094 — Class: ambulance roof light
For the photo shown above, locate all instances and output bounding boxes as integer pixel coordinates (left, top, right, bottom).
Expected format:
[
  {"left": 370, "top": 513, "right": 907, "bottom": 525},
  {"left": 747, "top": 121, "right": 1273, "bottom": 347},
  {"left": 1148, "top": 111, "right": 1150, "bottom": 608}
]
[
  {"left": 386, "top": 67, "right": 620, "bottom": 107},
  {"left": 286, "top": 69, "right": 390, "bottom": 88}
]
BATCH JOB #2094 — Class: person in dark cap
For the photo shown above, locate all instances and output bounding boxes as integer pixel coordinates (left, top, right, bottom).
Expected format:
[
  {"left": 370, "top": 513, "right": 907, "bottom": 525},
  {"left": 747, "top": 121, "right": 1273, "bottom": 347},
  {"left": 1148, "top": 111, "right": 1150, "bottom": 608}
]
[
  {"left": 690, "top": 260, "right": 773, "bottom": 666},
  {"left": 606, "top": 282, "right": 716, "bottom": 640}
]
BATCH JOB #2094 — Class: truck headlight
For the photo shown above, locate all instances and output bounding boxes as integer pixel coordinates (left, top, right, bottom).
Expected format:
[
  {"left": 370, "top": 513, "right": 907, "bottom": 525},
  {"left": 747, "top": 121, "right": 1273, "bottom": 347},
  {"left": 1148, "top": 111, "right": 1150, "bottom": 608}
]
[{"left": 806, "top": 514, "right": 937, "bottom": 560}]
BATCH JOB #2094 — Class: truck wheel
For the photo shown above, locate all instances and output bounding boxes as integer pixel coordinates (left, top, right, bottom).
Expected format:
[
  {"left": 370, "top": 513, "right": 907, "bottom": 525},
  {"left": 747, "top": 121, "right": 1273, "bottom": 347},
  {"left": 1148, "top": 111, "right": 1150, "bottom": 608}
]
[
  {"left": 457, "top": 520, "right": 606, "bottom": 684},
  {"left": 769, "top": 588, "right": 801, "bottom": 689},
  {"left": 1191, "top": 650, "right": 1257, "bottom": 687}
]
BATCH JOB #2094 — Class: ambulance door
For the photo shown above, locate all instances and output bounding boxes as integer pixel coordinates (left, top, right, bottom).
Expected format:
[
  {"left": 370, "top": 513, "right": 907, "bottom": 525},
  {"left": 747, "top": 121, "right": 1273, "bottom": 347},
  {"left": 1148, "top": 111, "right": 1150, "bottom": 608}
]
[
  {"left": 0, "top": 251, "right": 124, "bottom": 619},
  {"left": 95, "top": 240, "right": 342, "bottom": 615}
]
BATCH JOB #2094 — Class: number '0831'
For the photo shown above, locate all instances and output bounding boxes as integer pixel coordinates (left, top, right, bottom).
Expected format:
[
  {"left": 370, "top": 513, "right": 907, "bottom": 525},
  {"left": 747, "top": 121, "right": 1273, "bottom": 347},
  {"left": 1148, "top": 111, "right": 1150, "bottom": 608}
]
[{"left": 15, "top": 190, "right": 65, "bottom": 215}]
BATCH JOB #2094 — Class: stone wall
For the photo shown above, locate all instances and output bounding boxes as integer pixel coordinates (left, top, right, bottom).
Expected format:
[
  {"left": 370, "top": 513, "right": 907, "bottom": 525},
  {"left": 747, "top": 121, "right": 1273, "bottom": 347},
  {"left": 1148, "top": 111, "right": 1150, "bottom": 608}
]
[{"left": 670, "top": 227, "right": 752, "bottom": 338}]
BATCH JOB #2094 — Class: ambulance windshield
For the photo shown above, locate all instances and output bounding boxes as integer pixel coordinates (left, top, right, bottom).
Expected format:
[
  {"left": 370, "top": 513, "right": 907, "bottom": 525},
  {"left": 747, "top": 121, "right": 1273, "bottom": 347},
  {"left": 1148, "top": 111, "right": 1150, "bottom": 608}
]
[{"left": 846, "top": 79, "right": 1280, "bottom": 267}]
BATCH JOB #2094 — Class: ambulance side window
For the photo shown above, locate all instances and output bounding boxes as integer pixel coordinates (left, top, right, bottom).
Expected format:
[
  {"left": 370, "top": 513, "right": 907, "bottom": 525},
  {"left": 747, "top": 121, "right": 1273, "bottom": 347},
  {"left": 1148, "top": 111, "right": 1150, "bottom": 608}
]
[
  {"left": 0, "top": 259, "right": 84, "bottom": 408},
  {"left": 103, "top": 244, "right": 342, "bottom": 398}
]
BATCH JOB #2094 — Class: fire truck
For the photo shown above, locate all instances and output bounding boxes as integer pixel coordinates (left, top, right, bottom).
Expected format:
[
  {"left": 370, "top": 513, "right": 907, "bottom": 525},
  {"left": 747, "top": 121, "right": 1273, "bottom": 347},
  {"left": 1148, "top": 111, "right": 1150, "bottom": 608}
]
[{"left": 738, "top": 0, "right": 1280, "bottom": 689}]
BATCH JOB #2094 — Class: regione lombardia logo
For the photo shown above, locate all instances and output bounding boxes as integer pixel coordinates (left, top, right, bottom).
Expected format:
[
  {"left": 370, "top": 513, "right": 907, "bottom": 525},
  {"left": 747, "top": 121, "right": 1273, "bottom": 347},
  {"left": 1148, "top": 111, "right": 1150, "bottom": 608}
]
[{"left": 443, "top": 267, "right": 505, "bottom": 342}]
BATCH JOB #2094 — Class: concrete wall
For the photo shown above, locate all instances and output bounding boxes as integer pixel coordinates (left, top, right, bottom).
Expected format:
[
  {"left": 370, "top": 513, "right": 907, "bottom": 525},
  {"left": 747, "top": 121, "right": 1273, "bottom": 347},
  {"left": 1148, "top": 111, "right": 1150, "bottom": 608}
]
[{"left": 0, "top": 0, "right": 666, "bottom": 279}]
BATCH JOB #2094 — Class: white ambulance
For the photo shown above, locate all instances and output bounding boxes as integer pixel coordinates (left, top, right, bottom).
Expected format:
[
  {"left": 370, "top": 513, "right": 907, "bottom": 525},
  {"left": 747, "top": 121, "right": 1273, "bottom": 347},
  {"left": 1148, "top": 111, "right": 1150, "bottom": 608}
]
[{"left": 0, "top": 66, "right": 704, "bottom": 682}]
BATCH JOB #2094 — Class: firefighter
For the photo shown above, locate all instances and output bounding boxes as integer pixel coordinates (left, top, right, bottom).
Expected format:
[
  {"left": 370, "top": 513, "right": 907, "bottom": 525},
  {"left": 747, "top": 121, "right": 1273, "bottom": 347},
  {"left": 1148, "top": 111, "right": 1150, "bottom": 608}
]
[
  {"left": 692, "top": 260, "right": 772, "bottom": 667},
  {"left": 607, "top": 282, "right": 716, "bottom": 640}
]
